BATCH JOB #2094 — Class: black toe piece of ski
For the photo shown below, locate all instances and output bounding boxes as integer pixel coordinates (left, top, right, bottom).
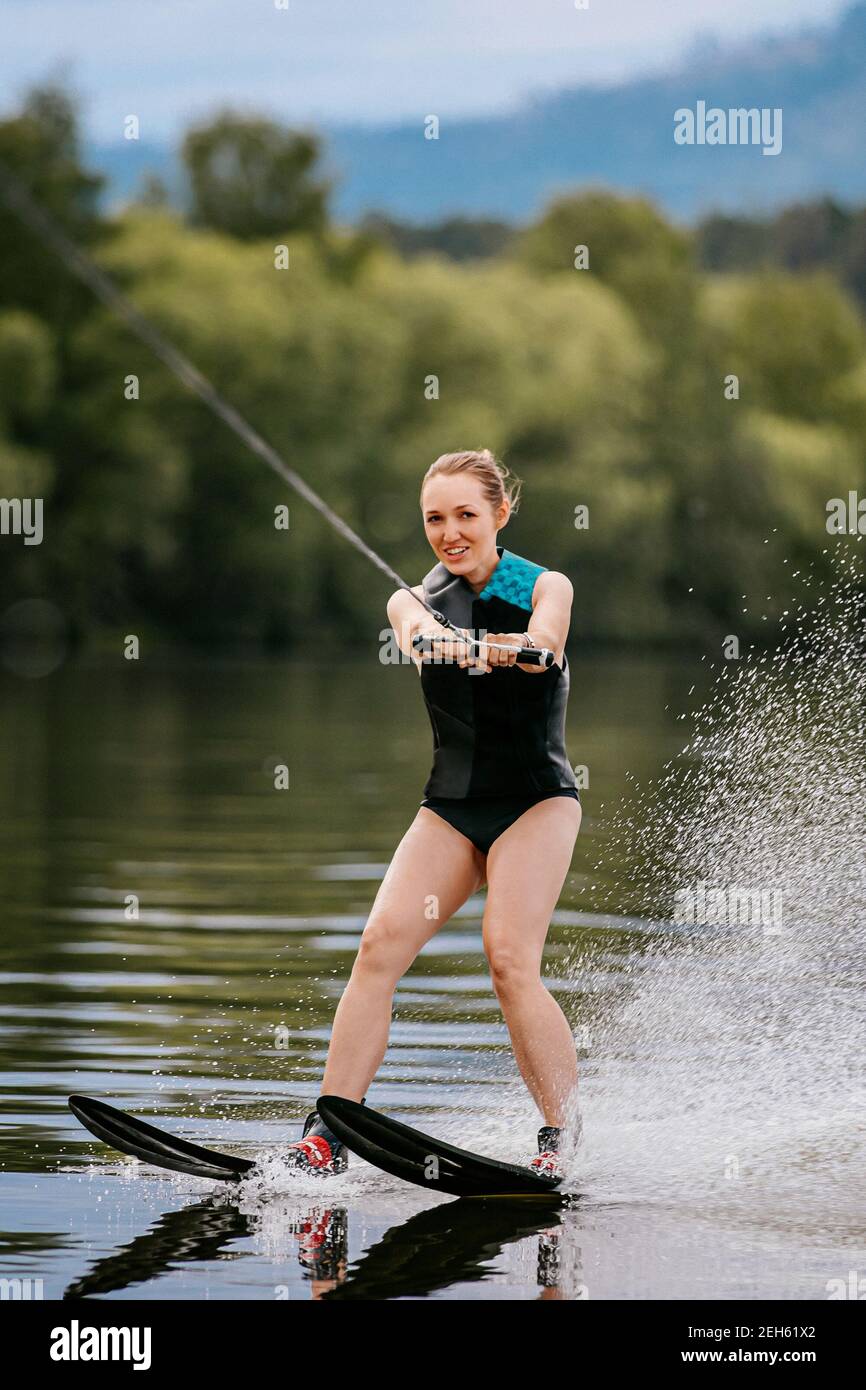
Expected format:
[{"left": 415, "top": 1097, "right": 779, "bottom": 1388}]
[
  {"left": 316, "top": 1095, "right": 563, "bottom": 1199},
  {"left": 68, "top": 1094, "right": 255, "bottom": 1183}
]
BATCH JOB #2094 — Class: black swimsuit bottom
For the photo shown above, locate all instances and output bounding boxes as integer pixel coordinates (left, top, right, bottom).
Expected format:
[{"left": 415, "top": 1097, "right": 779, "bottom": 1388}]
[{"left": 421, "top": 789, "right": 580, "bottom": 856}]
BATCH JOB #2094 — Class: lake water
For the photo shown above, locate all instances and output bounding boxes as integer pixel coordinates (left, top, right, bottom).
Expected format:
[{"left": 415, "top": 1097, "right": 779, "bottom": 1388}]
[{"left": 1, "top": 624, "right": 863, "bottom": 1301}]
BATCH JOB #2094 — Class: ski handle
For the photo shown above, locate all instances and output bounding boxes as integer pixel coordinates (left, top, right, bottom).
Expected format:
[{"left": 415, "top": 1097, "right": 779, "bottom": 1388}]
[{"left": 412, "top": 631, "right": 554, "bottom": 668}]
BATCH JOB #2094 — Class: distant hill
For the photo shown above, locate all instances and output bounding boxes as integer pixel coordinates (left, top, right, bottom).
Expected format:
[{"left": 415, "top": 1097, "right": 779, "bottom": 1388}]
[{"left": 91, "top": 2, "right": 866, "bottom": 226}]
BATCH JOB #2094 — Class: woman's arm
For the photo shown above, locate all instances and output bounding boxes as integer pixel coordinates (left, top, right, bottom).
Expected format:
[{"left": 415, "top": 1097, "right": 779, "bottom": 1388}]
[
  {"left": 472, "top": 571, "right": 574, "bottom": 674},
  {"left": 387, "top": 586, "right": 434, "bottom": 672},
  {"left": 524, "top": 570, "right": 573, "bottom": 670}
]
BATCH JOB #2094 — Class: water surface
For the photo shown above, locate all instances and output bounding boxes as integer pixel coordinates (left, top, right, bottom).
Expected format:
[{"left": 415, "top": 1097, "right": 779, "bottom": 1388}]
[{"left": 1, "top": 644, "right": 862, "bottom": 1300}]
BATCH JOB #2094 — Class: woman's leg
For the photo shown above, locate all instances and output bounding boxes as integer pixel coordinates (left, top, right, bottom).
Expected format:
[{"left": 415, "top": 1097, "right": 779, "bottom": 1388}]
[
  {"left": 320, "top": 809, "right": 486, "bottom": 1099},
  {"left": 482, "top": 797, "right": 582, "bottom": 1128}
]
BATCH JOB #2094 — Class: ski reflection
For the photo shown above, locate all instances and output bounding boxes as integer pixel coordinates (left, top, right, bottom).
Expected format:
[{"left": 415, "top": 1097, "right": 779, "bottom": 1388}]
[{"left": 63, "top": 1195, "right": 581, "bottom": 1300}]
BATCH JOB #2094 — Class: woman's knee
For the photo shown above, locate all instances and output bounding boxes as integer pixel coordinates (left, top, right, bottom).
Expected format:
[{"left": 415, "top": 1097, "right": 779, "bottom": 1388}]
[
  {"left": 354, "top": 914, "right": 412, "bottom": 983},
  {"left": 484, "top": 939, "right": 537, "bottom": 996}
]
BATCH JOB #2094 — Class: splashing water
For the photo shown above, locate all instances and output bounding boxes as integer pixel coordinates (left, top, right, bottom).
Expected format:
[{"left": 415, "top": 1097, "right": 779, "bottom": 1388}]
[{"left": 571, "top": 553, "right": 865, "bottom": 1239}]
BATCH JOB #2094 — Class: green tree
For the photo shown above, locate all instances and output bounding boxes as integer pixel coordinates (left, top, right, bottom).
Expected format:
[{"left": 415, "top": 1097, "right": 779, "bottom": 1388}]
[
  {"left": 0, "top": 83, "right": 107, "bottom": 327},
  {"left": 701, "top": 270, "right": 866, "bottom": 423},
  {"left": 359, "top": 213, "right": 514, "bottom": 262},
  {"left": 514, "top": 188, "right": 696, "bottom": 342},
  {"left": 181, "top": 111, "right": 331, "bottom": 241}
]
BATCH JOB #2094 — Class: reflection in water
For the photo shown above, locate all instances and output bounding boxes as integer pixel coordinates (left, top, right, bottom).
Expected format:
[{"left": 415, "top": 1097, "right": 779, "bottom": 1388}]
[
  {"left": 64, "top": 1202, "right": 252, "bottom": 1299},
  {"left": 62, "top": 1196, "right": 573, "bottom": 1301},
  {"left": 320, "top": 1198, "right": 570, "bottom": 1301}
]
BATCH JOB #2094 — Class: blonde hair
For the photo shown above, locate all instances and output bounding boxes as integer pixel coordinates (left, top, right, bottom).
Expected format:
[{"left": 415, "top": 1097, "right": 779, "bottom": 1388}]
[{"left": 420, "top": 449, "right": 522, "bottom": 517}]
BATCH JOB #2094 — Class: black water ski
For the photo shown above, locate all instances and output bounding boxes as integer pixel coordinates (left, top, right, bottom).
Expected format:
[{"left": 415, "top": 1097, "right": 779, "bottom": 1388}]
[
  {"left": 316, "top": 1094, "right": 563, "bottom": 1199},
  {"left": 68, "top": 1094, "right": 255, "bottom": 1183}
]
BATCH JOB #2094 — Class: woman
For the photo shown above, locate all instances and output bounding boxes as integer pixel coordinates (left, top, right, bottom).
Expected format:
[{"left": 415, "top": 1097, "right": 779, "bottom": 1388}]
[{"left": 287, "top": 450, "right": 583, "bottom": 1179}]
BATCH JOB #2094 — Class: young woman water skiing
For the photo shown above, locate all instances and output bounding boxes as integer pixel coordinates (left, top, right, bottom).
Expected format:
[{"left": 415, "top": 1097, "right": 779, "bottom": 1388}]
[
  {"left": 287, "top": 449, "right": 583, "bottom": 1180},
  {"left": 21, "top": 171, "right": 585, "bottom": 1187}
]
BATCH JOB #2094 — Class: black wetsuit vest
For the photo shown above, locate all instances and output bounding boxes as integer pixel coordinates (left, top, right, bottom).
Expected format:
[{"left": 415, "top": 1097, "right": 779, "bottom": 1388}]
[{"left": 418, "top": 546, "right": 578, "bottom": 798}]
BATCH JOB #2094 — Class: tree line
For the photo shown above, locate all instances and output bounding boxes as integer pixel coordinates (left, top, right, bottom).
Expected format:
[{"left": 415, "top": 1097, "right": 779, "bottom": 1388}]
[{"left": 1, "top": 85, "right": 863, "bottom": 652}]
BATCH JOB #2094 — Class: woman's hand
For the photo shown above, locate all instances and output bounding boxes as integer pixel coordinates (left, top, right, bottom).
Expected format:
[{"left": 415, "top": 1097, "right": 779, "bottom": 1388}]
[
  {"left": 418, "top": 629, "right": 537, "bottom": 674},
  {"left": 416, "top": 627, "right": 505, "bottom": 672},
  {"left": 416, "top": 627, "right": 478, "bottom": 666},
  {"left": 459, "top": 632, "right": 527, "bottom": 674}
]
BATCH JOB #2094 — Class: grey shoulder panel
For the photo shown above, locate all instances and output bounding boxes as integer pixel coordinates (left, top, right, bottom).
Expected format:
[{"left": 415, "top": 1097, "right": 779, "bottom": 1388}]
[{"left": 421, "top": 559, "right": 454, "bottom": 603}]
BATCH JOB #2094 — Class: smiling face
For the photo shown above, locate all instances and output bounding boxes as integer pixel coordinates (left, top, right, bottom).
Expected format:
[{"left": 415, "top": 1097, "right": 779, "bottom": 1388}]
[{"left": 421, "top": 472, "right": 510, "bottom": 574}]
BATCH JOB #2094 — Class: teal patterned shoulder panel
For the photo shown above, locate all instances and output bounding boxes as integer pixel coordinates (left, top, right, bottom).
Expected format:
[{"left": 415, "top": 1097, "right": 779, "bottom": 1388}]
[{"left": 479, "top": 548, "right": 547, "bottom": 610}]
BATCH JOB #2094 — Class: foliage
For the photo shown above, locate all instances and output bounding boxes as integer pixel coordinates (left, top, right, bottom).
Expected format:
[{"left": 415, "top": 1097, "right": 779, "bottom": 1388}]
[{"left": 1, "top": 91, "right": 863, "bottom": 651}]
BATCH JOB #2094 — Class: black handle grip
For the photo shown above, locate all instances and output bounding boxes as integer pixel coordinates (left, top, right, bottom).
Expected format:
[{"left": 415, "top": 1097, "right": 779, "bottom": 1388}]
[{"left": 411, "top": 633, "right": 554, "bottom": 668}]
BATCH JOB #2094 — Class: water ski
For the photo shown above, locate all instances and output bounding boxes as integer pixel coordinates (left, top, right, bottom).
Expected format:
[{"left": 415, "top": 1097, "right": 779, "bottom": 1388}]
[
  {"left": 68, "top": 1094, "right": 254, "bottom": 1183},
  {"left": 316, "top": 1094, "right": 564, "bottom": 1199}
]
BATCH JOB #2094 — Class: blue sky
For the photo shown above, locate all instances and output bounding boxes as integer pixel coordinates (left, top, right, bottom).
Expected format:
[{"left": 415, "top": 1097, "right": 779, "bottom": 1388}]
[{"left": 1, "top": 0, "right": 852, "bottom": 142}]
